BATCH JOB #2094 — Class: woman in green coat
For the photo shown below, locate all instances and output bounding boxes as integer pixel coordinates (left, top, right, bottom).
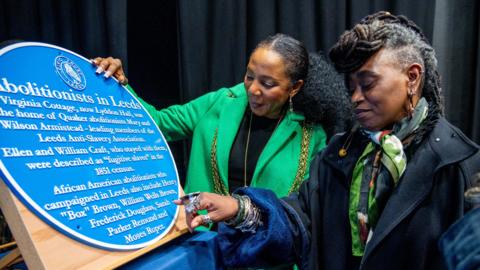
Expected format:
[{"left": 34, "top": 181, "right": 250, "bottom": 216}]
[{"left": 94, "top": 34, "right": 350, "bottom": 197}]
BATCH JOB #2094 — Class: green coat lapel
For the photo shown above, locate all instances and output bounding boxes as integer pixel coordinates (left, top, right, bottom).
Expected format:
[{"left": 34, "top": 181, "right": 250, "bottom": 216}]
[
  {"left": 216, "top": 87, "right": 248, "bottom": 188},
  {"left": 251, "top": 112, "right": 304, "bottom": 185}
]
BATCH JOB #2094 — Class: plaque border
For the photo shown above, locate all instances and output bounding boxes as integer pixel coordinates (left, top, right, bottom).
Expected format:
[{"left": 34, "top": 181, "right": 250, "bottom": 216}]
[{"left": 0, "top": 42, "right": 181, "bottom": 250}]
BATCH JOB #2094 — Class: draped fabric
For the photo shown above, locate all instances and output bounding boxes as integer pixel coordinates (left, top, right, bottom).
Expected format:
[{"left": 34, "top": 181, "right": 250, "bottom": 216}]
[
  {"left": 0, "top": 0, "right": 127, "bottom": 68},
  {"left": 176, "top": 0, "right": 480, "bottom": 144},
  {"left": 432, "top": 0, "right": 480, "bottom": 143}
]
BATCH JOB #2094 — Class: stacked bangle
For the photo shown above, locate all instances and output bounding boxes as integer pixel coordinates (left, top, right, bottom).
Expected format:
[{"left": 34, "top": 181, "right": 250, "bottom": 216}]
[
  {"left": 225, "top": 194, "right": 245, "bottom": 226},
  {"left": 225, "top": 194, "right": 263, "bottom": 233}
]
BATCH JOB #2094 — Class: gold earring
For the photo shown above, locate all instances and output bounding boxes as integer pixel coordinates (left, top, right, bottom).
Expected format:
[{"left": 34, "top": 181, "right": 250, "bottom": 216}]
[
  {"left": 407, "top": 83, "right": 415, "bottom": 116},
  {"left": 408, "top": 82, "right": 417, "bottom": 96},
  {"left": 289, "top": 95, "right": 293, "bottom": 112}
]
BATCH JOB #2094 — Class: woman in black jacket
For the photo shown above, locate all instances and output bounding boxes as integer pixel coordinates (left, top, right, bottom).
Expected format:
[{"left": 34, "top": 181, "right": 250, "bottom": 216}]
[{"left": 176, "top": 11, "right": 480, "bottom": 270}]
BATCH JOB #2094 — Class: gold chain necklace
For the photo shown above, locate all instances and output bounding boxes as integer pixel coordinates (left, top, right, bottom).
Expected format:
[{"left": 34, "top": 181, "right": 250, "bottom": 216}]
[
  {"left": 243, "top": 112, "right": 253, "bottom": 187},
  {"left": 210, "top": 118, "right": 312, "bottom": 196},
  {"left": 243, "top": 111, "right": 284, "bottom": 187}
]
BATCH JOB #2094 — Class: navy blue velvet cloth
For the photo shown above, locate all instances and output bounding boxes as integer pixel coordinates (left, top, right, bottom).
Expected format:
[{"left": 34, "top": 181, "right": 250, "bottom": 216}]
[
  {"left": 216, "top": 188, "right": 297, "bottom": 268},
  {"left": 439, "top": 208, "right": 480, "bottom": 270},
  {"left": 120, "top": 231, "right": 221, "bottom": 270}
]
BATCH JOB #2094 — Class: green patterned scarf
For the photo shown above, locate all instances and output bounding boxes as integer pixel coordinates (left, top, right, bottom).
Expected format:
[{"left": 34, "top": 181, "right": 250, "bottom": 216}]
[{"left": 349, "top": 98, "right": 428, "bottom": 256}]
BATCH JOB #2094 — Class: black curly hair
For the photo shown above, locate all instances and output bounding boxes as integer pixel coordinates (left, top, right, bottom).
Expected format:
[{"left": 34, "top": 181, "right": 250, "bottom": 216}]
[
  {"left": 294, "top": 52, "right": 352, "bottom": 136},
  {"left": 329, "top": 11, "right": 443, "bottom": 143},
  {"left": 256, "top": 34, "right": 351, "bottom": 136}
]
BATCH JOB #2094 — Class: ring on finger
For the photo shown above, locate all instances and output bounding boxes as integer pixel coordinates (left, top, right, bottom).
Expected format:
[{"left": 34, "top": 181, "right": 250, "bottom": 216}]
[
  {"left": 201, "top": 214, "right": 213, "bottom": 225},
  {"left": 185, "top": 197, "right": 199, "bottom": 214},
  {"left": 185, "top": 202, "right": 196, "bottom": 214},
  {"left": 186, "top": 198, "right": 201, "bottom": 214},
  {"left": 183, "top": 193, "right": 201, "bottom": 214},
  {"left": 180, "top": 192, "right": 200, "bottom": 204}
]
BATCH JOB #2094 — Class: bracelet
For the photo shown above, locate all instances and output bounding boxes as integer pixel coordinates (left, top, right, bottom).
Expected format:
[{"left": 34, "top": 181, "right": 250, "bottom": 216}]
[
  {"left": 225, "top": 194, "right": 245, "bottom": 226},
  {"left": 224, "top": 194, "right": 263, "bottom": 233},
  {"left": 236, "top": 196, "right": 262, "bottom": 232},
  {"left": 465, "top": 186, "right": 480, "bottom": 205}
]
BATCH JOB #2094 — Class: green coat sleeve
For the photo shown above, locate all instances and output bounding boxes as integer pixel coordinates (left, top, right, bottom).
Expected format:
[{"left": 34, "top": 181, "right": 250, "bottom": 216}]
[{"left": 125, "top": 84, "right": 225, "bottom": 141}]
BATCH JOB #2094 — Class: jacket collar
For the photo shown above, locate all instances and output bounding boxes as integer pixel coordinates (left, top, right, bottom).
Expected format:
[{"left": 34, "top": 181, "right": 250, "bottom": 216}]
[
  {"left": 216, "top": 84, "right": 248, "bottom": 185},
  {"left": 323, "top": 130, "right": 369, "bottom": 184},
  {"left": 430, "top": 118, "right": 479, "bottom": 170},
  {"left": 323, "top": 118, "right": 479, "bottom": 265},
  {"left": 325, "top": 118, "right": 479, "bottom": 176},
  {"left": 361, "top": 117, "right": 479, "bottom": 264},
  {"left": 215, "top": 83, "right": 306, "bottom": 186},
  {"left": 252, "top": 110, "right": 304, "bottom": 183}
]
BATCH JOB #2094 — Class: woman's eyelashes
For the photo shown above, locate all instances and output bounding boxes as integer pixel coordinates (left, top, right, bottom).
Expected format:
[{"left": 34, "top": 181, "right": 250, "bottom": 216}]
[
  {"left": 245, "top": 73, "right": 276, "bottom": 89},
  {"left": 261, "top": 80, "right": 275, "bottom": 88},
  {"left": 348, "top": 79, "right": 376, "bottom": 94},
  {"left": 360, "top": 80, "right": 375, "bottom": 91}
]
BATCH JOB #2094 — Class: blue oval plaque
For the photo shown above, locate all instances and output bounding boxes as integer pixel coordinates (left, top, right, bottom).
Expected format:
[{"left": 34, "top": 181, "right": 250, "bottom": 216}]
[{"left": 0, "top": 42, "right": 180, "bottom": 250}]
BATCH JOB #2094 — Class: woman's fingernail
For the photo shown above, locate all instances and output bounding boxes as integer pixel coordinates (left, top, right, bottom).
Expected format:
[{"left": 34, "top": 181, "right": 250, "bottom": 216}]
[
  {"left": 96, "top": 67, "right": 103, "bottom": 74},
  {"left": 104, "top": 71, "right": 112, "bottom": 78}
]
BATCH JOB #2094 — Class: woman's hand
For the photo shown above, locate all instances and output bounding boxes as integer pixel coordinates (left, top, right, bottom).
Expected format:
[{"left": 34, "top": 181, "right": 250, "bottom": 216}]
[
  {"left": 174, "top": 192, "right": 239, "bottom": 232},
  {"left": 91, "top": 57, "right": 128, "bottom": 85}
]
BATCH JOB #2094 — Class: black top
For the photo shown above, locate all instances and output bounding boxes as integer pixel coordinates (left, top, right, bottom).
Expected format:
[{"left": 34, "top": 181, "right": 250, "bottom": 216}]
[{"left": 228, "top": 109, "right": 281, "bottom": 193}]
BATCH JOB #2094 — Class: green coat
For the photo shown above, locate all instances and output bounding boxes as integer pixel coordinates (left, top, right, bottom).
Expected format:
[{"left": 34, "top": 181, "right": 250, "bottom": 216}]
[{"left": 126, "top": 83, "right": 327, "bottom": 197}]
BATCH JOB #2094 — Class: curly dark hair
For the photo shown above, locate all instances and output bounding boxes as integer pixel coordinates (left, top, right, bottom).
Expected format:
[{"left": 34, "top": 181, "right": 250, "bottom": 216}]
[
  {"left": 257, "top": 34, "right": 351, "bottom": 136},
  {"left": 294, "top": 52, "right": 352, "bottom": 136},
  {"left": 329, "top": 11, "right": 443, "bottom": 143}
]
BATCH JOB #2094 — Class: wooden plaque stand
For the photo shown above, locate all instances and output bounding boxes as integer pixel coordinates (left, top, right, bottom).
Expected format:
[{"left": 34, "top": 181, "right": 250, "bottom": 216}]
[{"left": 0, "top": 179, "right": 188, "bottom": 270}]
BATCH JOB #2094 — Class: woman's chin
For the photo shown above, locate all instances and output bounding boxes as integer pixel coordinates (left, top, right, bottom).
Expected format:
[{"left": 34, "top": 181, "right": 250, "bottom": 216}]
[
  {"left": 250, "top": 105, "right": 265, "bottom": 116},
  {"left": 358, "top": 121, "right": 382, "bottom": 131}
]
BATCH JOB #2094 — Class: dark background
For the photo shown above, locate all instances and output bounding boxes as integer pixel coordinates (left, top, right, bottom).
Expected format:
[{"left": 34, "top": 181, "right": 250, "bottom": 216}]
[{"left": 1, "top": 0, "right": 479, "bottom": 182}]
